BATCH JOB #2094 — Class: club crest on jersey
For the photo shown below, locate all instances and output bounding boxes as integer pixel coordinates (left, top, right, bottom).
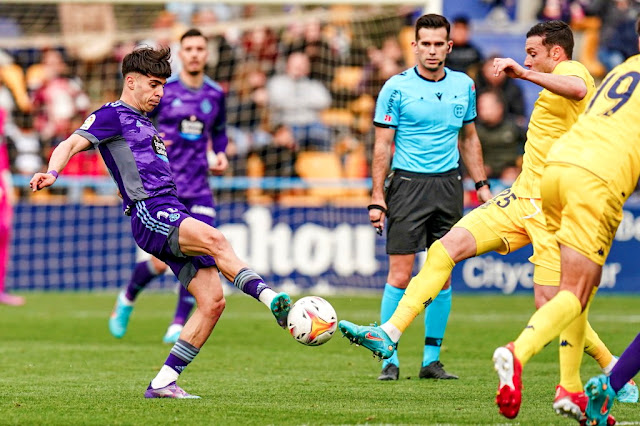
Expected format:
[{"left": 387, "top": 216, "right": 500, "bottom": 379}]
[
  {"left": 201, "top": 99, "right": 212, "bottom": 114},
  {"left": 169, "top": 213, "right": 181, "bottom": 222},
  {"left": 171, "top": 98, "right": 182, "bottom": 108},
  {"left": 80, "top": 114, "right": 96, "bottom": 130},
  {"left": 453, "top": 104, "right": 464, "bottom": 118},
  {"left": 152, "top": 134, "right": 169, "bottom": 162}
]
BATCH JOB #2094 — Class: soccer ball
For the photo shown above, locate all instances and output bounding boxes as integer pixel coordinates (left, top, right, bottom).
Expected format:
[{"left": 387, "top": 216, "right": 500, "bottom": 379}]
[{"left": 287, "top": 296, "right": 338, "bottom": 346}]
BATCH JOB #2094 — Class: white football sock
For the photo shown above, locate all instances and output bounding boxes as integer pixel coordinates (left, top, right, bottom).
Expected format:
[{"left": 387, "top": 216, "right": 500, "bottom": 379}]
[
  {"left": 119, "top": 290, "right": 134, "bottom": 306},
  {"left": 150, "top": 365, "right": 179, "bottom": 389},
  {"left": 258, "top": 288, "right": 276, "bottom": 307}
]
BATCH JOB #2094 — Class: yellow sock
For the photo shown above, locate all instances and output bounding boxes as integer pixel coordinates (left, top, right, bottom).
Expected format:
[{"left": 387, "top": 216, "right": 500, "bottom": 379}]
[
  {"left": 514, "top": 290, "right": 582, "bottom": 365},
  {"left": 389, "top": 240, "right": 454, "bottom": 333},
  {"left": 584, "top": 321, "right": 613, "bottom": 369},
  {"left": 559, "top": 309, "right": 589, "bottom": 392}
]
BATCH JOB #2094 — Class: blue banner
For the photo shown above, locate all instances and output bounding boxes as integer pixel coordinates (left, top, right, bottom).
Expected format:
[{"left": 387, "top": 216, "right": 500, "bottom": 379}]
[{"left": 8, "top": 201, "right": 640, "bottom": 293}]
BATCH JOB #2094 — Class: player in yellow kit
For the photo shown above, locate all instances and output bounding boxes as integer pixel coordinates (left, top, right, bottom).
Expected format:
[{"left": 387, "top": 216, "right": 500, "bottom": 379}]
[
  {"left": 492, "top": 33, "right": 640, "bottom": 420},
  {"left": 339, "top": 20, "right": 636, "bottom": 419}
]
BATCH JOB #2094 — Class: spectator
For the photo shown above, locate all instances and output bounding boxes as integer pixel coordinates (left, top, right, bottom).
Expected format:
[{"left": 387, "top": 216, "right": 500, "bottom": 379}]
[
  {"left": 358, "top": 36, "right": 405, "bottom": 96},
  {"left": 475, "top": 55, "right": 526, "bottom": 129},
  {"left": 192, "top": 9, "right": 240, "bottom": 92},
  {"left": 279, "top": 19, "right": 337, "bottom": 86},
  {"left": 241, "top": 26, "right": 279, "bottom": 76},
  {"left": 446, "top": 15, "right": 483, "bottom": 77},
  {"left": 475, "top": 90, "right": 524, "bottom": 180},
  {"left": 28, "top": 49, "right": 96, "bottom": 175},
  {"left": 266, "top": 52, "right": 332, "bottom": 151},
  {"left": 597, "top": 0, "right": 640, "bottom": 72},
  {"left": 226, "top": 61, "right": 271, "bottom": 172}
]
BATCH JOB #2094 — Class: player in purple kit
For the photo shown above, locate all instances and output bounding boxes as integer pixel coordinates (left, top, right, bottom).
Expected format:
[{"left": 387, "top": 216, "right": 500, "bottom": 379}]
[
  {"left": 30, "top": 46, "right": 291, "bottom": 399},
  {"left": 109, "top": 29, "right": 232, "bottom": 344}
]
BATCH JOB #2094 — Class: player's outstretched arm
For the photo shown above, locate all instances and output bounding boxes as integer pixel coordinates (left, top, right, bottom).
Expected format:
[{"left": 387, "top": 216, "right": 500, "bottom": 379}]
[
  {"left": 493, "top": 57, "right": 587, "bottom": 100},
  {"left": 460, "top": 122, "right": 492, "bottom": 202},
  {"left": 29, "top": 134, "right": 92, "bottom": 191}
]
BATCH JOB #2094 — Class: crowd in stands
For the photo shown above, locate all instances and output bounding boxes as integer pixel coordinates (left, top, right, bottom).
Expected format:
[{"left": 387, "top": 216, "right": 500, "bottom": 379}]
[{"left": 0, "top": 1, "right": 638, "bottom": 203}]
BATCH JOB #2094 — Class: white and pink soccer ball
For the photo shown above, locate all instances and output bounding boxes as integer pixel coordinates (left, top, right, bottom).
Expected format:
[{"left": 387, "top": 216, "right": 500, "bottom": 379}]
[{"left": 287, "top": 296, "right": 338, "bottom": 346}]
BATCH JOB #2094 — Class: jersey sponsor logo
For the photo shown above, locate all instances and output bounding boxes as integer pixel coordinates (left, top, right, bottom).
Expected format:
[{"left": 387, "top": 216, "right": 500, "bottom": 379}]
[
  {"left": 179, "top": 116, "right": 205, "bottom": 141},
  {"left": 200, "top": 99, "right": 213, "bottom": 114},
  {"left": 151, "top": 134, "right": 169, "bottom": 162},
  {"left": 79, "top": 114, "right": 96, "bottom": 130},
  {"left": 385, "top": 89, "right": 400, "bottom": 115},
  {"left": 191, "top": 204, "right": 216, "bottom": 218},
  {"left": 453, "top": 104, "right": 465, "bottom": 118}
]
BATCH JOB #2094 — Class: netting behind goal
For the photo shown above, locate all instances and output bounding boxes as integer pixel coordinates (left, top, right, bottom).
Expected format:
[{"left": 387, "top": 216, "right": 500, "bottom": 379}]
[{"left": 2, "top": 2, "right": 429, "bottom": 293}]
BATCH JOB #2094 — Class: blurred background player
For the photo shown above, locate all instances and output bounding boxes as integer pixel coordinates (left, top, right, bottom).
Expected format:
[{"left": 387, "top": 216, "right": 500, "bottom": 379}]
[
  {"left": 109, "top": 29, "right": 230, "bottom": 344},
  {"left": 341, "top": 21, "right": 636, "bottom": 415},
  {"left": 30, "top": 46, "right": 291, "bottom": 399},
  {"left": 492, "top": 23, "right": 640, "bottom": 420},
  {"left": 367, "top": 13, "right": 491, "bottom": 381},
  {"left": 0, "top": 105, "right": 24, "bottom": 306}
]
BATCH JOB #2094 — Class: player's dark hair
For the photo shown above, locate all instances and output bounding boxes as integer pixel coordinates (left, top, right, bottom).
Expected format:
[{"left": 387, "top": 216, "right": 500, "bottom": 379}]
[
  {"left": 636, "top": 17, "right": 640, "bottom": 36},
  {"left": 453, "top": 15, "right": 470, "bottom": 26},
  {"left": 526, "top": 20, "right": 574, "bottom": 59},
  {"left": 415, "top": 14, "right": 450, "bottom": 40},
  {"left": 122, "top": 46, "right": 172, "bottom": 79},
  {"left": 181, "top": 28, "right": 206, "bottom": 43}
]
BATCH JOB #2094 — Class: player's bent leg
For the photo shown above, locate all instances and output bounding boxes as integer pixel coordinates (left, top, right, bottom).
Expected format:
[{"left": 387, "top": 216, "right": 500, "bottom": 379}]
[
  {"left": 176, "top": 217, "right": 245, "bottom": 282},
  {"left": 146, "top": 268, "right": 224, "bottom": 398}
]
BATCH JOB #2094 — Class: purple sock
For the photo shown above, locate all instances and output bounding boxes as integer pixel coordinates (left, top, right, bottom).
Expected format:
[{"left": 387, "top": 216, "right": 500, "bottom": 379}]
[
  {"left": 233, "top": 268, "right": 269, "bottom": 300},
  {"left": 610, "top": 333, "right": 640, "bottom": 393},
  {"left": 125, "top": 260, "right": 159, "bottom": 301},
  {"left": 172, "top": 285, "right": 195, "bottom": 325},
  {"left": 165, "top": 339, "right": 200, "bottom": 374}
]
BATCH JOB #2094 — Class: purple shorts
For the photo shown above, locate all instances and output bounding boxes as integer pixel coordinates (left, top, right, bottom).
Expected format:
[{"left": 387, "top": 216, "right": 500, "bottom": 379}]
[
  {"left": 130, "top": 195, "right": 217, "bottom": 288},
  {"left": 181, "top": 195, "right": 216, "bottom": 227}
]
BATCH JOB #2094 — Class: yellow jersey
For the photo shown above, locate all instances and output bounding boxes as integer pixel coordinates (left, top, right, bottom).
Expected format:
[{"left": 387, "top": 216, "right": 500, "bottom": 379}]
[
  {"left": 511, "top": 60, "right": 595, "bottom": 198},
  {"left": 546, "top": 54, "right": 640, "bottom": 202}
]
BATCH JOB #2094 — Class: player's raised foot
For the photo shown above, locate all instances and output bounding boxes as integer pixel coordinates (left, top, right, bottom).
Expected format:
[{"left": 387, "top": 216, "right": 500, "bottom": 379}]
[
  {"left": 270, "top": 292, "right": 291, "bottom": 329},
  {"left": 493, "top": 342, "right": 522, "bottom": 419},
  {"left": 108, "top": 291, "right": 134, "bottom": 339},
  {"left": 338, "top": 320, "right": 396, "bottom": 360},
  {"left": 162, "top": 324, "right": 183, "bottom": 344},
  {"left": 552, "top": 385, "right": 587, "bottom": 422},
  {"left": 144, "top": 382, "right": 200, "bottom": 399},
  {"left": 378, "top": 363, "right": 399, "bottom": 381},
  {"left": 419, "top": 361, "right": 459, "bottom": 380},
  {"left": 585, "top": 375, "right": 617, "bottom": 426},
  {"left": 615, "top": 379, "right": 638, "bottom": 403}
]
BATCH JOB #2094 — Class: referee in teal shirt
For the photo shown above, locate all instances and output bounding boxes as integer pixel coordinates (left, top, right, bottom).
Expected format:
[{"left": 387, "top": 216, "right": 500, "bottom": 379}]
[{"left": 369, "top": 13, "right": 492, "bottom": 381}]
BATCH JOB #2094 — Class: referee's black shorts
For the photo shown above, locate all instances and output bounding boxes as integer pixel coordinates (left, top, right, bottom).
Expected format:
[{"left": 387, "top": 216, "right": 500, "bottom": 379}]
[{"left": 385, "top": 168, "right": 463, "bottom": 255}]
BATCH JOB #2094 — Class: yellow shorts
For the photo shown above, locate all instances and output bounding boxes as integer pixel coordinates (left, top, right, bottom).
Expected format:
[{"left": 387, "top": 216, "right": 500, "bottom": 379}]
[
  {"left": 454, "top": 187, "right": 560, "bottom": 286},
  {"left": 541, "top": 163, "right": 623, "bottom": 266}
]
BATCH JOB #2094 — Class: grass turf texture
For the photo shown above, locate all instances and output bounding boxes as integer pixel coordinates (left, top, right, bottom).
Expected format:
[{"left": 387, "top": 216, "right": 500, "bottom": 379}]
[{"left": 1, "top": 292, "right": 638, "bottom": 425}]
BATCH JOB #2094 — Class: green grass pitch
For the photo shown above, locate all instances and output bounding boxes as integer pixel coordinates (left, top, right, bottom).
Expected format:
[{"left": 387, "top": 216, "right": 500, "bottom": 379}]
[{"left": 1, "top": 292, "right": 638, "bottom": 425}]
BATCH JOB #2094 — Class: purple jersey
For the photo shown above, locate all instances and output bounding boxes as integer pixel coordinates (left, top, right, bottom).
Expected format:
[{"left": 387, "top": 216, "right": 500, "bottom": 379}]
[
  {"left": 149, "top": 76, "right": 228, "bottom": 200},
  {"left": 75, "top": 101, "right": 177, "bottom": 211}
]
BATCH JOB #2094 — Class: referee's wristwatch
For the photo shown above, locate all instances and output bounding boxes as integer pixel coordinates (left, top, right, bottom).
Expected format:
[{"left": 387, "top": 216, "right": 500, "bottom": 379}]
[{"left": 475, "top": 180, "right": 491, "bottom": 190}]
